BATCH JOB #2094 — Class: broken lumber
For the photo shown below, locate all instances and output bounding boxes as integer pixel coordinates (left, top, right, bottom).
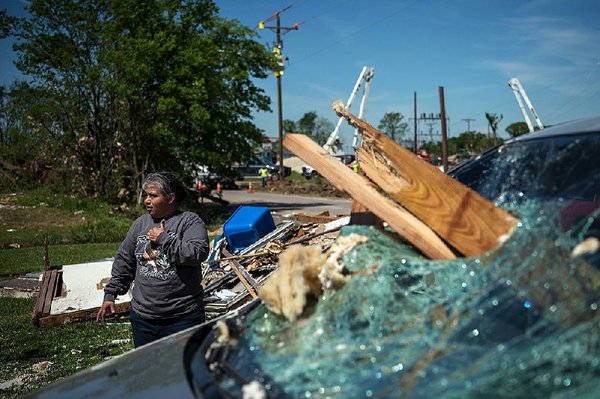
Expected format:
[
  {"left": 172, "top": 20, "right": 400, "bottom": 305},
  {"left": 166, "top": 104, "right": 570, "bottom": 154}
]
[
  {"left": 294, "top": 211, "right": 342, "bottom": 224},
  {"left": 333, "top": 101, "right": 518, "bottom": 257},
  {"left": 39, "top": 302, "right": 131, "bottom": 327},
  {"left": 221, "top": 249, "right": 260, "bottom": 298},
  {"left": 283, "top": 133, "right": 456, "bottom": 260}
]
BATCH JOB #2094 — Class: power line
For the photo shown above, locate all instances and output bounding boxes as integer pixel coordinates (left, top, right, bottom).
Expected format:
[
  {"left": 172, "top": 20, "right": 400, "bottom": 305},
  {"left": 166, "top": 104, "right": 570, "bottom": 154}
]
[{"left": 288, "top": 0, "right": 425, "bottom": 67}]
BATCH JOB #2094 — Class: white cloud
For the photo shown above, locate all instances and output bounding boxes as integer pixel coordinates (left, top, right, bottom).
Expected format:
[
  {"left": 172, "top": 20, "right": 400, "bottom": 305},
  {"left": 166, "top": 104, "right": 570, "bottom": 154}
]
[{"left": 477, "top": 14, "right": 600, "bottom": 98}]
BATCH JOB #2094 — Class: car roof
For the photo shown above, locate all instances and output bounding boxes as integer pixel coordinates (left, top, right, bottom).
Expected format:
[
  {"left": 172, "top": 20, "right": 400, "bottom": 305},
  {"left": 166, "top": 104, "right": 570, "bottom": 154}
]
[{"left": 509, "top": 115, "right": 600, "bottom": 143}]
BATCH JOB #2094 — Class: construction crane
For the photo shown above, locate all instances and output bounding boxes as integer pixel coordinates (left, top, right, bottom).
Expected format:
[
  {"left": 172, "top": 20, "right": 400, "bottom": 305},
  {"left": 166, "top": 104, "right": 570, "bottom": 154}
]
[
  {"left": 324, "top": 66, "right": 375, "bottom": 155},
  {"left": 508, "top": 78, "right": 544, "bottom": 132}
]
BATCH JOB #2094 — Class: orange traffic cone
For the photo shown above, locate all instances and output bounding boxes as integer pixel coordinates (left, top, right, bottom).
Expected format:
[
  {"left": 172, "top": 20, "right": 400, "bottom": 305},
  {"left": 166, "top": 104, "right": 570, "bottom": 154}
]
[
  {"left": 247, "top": 182, "right": 254, "bottom": 193},
  {"left": 216, "top": 182, "right": 222, "bottom": 194}
]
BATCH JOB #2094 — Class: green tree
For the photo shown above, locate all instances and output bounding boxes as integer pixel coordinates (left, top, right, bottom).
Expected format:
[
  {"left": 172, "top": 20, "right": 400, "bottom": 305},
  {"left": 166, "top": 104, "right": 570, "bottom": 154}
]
[
  {"left": 0, "top": 82, "right": 59, "bottom": 190},
  {"left": 292, "top": 112, "right": 334, "bottom": 145},
  {"left": 377, "top": 112, "right": 408, "bottom": 142},
  {"left": 283, "top": 119, "right": 297, "bottom": 134},
  {"left": 10, "top": 0, "right": 274, "bottom": 200},
  {"left": 0, "top": 8, "right": 17, "bottom": 39},
  {"left": 505, "top": 121, "right": 529, "bottom": 138},
  {"left": 297, "top": 111, "right": 317, "bottom": 136},
  {"left": 313, "top": 117, "right": 334, "bottom": 145}
]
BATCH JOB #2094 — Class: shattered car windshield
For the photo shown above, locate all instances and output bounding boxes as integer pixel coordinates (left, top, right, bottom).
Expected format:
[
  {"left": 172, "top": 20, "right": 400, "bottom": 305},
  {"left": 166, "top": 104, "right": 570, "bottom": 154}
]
[
  {"left": 452, "top": 133, "right": 600, "bottom": 205},
  {"left": 188, "top": 131, "right": 600, "bottom": 398}
]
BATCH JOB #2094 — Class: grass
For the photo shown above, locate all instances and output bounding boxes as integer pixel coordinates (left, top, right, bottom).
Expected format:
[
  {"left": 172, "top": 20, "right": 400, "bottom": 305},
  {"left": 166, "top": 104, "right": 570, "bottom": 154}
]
[
  {"left": 0, "top": 188, "right": 234, "bottom": 397},
  {"left": 0, "top": 188, "right": 134, "bottom": 249},
  {"left": 0, "top": 242, "right": 120, "bottom": 279},
  {"left": 0, "top": 297, "right": 132, "bottom": 398}
]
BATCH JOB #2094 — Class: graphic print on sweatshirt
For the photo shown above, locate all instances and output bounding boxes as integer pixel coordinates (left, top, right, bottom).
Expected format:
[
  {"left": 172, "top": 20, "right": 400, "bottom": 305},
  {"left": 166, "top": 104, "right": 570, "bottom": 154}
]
[{"left": 135, "top": 233, "right": 177, "bottom": 280}]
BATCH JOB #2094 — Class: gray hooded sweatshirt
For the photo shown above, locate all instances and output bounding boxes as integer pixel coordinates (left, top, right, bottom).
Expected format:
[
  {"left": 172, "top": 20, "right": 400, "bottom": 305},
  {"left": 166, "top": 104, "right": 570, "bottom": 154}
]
[{"left": 103, "top": 211, "right": 209, "bottom": 319}]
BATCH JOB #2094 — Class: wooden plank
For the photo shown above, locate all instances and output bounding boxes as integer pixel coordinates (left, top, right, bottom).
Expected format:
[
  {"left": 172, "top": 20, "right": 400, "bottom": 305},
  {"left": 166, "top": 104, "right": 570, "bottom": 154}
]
[
  {"left": 34, "top": 271, "right": 52, "bottom": 317},
  {"left": 221, "top": 249, "right": 259, "bottom": 298},
  {"left": 294, "top": 212, "right": 343, "bottom": 224},
  {"left": 33, "top": 269, "right": 60, "bottom": 326},
  {"left": 41, "top": 270, "right": 59, "bottom": 315},
  {"left": 283, "top": 133, "right": 456, "bottom": 260},
  {"left": 334, "top": 102, "right": 518, "bottom": 257},
  {"left": 39, "top": 302, "right": 131, "bottom": 327}
]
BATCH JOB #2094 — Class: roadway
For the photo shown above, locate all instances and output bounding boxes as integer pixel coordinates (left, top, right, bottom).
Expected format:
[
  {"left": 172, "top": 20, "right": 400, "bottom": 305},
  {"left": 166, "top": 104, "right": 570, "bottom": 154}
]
[{"left": 217, "top": 189, "right": 352, "bottom": 219}]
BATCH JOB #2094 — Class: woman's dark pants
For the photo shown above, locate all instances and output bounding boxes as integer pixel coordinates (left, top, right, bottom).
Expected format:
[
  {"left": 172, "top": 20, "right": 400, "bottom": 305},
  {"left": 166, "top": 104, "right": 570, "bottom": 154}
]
[{"left": 129, "top": 308, "right": 205, "bottom": 348}]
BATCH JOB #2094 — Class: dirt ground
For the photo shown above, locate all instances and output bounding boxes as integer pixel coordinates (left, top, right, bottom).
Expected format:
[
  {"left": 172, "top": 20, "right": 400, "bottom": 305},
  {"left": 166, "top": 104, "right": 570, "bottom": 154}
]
[{"left": 241, "top": 176, "right": 349, "bottom": 199}]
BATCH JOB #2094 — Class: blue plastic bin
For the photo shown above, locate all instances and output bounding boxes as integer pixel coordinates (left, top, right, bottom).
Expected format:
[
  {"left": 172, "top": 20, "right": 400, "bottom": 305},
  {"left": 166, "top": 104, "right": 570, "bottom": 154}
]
[{"left": 223, "top": 206, "right": 276, "bottom": 251}]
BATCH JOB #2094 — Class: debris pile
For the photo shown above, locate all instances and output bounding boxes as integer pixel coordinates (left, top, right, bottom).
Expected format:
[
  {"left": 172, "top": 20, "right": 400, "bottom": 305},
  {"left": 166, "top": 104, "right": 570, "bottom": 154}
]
[
  {"left": 202, "top": 208, "right": 351, "bottom": 320},
  {"left": 30, "top": 207, "right": 351, "bottom": 326}
]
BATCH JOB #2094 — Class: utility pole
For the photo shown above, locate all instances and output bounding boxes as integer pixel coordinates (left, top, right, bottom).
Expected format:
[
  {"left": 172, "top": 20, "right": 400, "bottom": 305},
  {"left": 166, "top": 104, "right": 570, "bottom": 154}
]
[
  {"left": 462, "top": 118, "right": 475, "bottom": 151},
  {"left": 413, "top": 91, "right": 417, "bottom": 154},
  {"left": 439, "top": 86, "right": 448, "bottom": 172},
  {"left": 259, "top": 7, "right": 301, "bottom": 180},
  {"left": 462, "top": 118, "right": 475, "bottom": 133}
]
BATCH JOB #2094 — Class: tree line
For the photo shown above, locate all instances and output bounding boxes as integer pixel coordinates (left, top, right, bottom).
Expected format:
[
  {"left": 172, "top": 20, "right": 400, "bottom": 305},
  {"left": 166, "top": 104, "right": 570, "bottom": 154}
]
[
  {"left": 0, "top": 2, "right": 532, "bottom": 202},
  {"left": 282, "top": 108, "right": 529, "bottom": 160},
  {"left": 0, "top": 0, "right": 275, "bottom": 202}
]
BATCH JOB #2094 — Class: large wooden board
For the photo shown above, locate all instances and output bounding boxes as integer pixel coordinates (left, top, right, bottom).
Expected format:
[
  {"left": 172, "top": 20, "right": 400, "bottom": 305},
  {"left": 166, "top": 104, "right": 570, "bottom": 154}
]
[
  {"left": 283, "top": 133, "right": 456, "bottom": 260},
  {"left": 333, "top": 102, "right": 518, "bottom": 257}
]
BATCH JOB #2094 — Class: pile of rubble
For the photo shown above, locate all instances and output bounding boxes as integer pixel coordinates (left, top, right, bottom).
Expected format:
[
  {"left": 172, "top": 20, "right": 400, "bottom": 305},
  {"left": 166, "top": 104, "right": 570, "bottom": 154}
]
[{"left": 29, "top": 208, "right": 349, "bottom": 326}]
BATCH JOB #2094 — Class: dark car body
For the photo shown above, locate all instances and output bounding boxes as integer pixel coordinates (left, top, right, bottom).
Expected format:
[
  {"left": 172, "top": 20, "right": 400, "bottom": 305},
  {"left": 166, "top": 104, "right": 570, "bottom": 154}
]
[
  {"left": 30, "top": 116, "right": 600, "bottom": 398},
  {"left": 233, "top": 158, "right": 291, "bottom": 181}
]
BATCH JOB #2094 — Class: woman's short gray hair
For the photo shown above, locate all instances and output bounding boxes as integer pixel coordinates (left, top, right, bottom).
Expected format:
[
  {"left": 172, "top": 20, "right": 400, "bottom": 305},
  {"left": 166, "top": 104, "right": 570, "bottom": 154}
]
[{"left": 142, "top": 171, "right": 187, "bottom": 204}]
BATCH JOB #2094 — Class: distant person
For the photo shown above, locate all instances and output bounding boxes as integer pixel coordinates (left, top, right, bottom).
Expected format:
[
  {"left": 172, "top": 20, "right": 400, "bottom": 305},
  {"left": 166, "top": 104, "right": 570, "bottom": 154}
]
[
  {"left": 259, "top": 167, "right": 268, "bottom": 188},
  {"left": 97, "top": 171, "right": 209, "bottom": 348}
]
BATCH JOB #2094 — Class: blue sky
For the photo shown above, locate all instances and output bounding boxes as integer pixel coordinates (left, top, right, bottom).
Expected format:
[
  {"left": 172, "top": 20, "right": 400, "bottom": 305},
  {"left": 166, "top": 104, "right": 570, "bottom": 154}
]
[
  {"left": 2, "top": 0, "right": 600, "bottom": 145},
  {"left": 215, "top": 0, "right": 600, "bottom": 143}
]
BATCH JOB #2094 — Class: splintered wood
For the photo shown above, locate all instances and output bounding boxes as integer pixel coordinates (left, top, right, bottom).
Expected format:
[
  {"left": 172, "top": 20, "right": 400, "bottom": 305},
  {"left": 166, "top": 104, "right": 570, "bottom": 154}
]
[
  {"left": 283, "top": 102, "right": 518, "bottom": 259},
  {"left": 283, "top": 133, "right": 456, "bottom": 260},
  {"left": 332, "top": 101, "right": 518, "bottom": 257}
]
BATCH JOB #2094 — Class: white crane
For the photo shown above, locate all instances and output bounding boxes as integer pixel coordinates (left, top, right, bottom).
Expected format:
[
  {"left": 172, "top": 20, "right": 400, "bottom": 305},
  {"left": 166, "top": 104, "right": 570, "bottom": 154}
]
[
  {"left": 301, "top": 66, "right": 374, "bottom": 178},
  {"left": 508, "top": 78, "right": 544, "bottom": 132},
  {"left": 324, "top": 66, "right": 375, "bottom": 155}
]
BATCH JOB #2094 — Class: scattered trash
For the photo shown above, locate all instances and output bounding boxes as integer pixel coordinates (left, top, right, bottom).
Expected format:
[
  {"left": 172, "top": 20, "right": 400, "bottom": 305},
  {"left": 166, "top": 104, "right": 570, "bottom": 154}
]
[
  {"left": 31, "top": 361, "right": 53, "bottom": 376},
  {"left": 0, "top": 375, "right": 27, "bottom": 390},
  {"left": 110, "top": 339, "right": 131, "bottom": 346}
]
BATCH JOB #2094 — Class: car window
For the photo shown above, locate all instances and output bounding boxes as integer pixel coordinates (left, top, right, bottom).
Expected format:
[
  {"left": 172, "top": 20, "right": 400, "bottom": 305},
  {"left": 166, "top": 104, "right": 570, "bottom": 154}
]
[{"left": 452, "top": 133, "right": 600, "bottom": 203}]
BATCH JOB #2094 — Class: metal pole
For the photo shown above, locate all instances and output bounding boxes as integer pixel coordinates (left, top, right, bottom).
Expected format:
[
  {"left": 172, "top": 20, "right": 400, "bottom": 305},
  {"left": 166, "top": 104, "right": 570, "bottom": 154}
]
[
  {"left": 439, "top": 86, "right": 448, "bottom": 172},
  {"left": 413, "top": 91, "right": 417, "bottom": 153},
  {"left": 276, "top": 15, "right": 285, "bottom": 180}
]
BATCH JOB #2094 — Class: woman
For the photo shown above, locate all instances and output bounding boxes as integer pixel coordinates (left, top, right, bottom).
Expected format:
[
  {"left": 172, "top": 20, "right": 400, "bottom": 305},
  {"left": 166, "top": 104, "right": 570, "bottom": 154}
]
[{"left": 97, "top": 171, "right": 209, "bottom": 347}]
